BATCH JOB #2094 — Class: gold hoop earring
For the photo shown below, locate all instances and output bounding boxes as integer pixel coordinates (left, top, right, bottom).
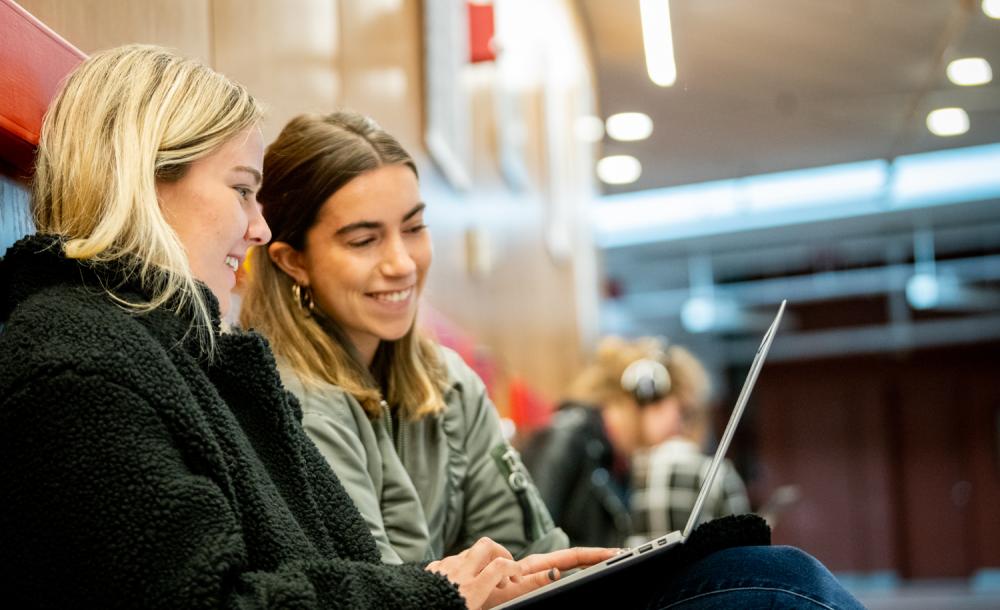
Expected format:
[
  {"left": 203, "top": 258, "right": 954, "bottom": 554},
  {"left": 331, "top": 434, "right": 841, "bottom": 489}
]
[{"left": 291, "top": 283, "right": 315, "bottom": 315}]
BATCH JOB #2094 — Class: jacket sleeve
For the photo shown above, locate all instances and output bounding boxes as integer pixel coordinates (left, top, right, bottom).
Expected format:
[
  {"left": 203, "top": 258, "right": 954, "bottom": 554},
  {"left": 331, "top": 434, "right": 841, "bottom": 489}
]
[
  {"left": 0, "top": 370, "right": 465, "bottom": 610},
  {"left": 298, "top": 384, "right": 430, "bottom": 565},
  {"left": 446, "top": 353, "right": 569, "bottom": 559}
]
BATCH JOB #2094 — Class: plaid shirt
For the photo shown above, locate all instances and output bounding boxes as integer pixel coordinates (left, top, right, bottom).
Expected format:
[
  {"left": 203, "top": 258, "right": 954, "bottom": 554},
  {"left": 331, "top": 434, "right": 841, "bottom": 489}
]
[{"left": 628, "top": 438, "right": 750, "bottom": 546}]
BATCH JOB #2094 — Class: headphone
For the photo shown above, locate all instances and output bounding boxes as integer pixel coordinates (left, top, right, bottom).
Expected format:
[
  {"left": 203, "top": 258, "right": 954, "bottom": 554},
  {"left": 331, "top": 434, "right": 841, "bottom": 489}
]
[{"left": 620, "top": 357, "right": 671, "bottom": 407}]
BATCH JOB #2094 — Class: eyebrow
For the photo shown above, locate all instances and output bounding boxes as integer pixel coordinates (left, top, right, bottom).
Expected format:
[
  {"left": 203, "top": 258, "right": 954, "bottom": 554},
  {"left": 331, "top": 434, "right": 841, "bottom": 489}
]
[
  {"left": 335, "top": 202, "right": 426, "bottom": 236},
  {"left": 232, "top": 166, "right": 262, "bottom": 185}
]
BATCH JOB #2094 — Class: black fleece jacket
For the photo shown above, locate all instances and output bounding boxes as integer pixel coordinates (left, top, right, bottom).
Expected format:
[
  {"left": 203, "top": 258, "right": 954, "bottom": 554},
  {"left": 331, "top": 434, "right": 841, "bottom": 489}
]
[{"left": 0, "top": 235, "right": 466, "bottom": 610}]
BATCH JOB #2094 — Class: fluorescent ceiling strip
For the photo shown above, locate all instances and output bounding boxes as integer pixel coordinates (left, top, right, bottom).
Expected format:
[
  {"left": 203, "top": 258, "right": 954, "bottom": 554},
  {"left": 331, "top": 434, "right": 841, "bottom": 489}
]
[
  {"left": 592, "top": 144, "right": 1000, "bottom": 246},
  {"left": 640, "top": 0, "right": 677, "bottom": 87}
]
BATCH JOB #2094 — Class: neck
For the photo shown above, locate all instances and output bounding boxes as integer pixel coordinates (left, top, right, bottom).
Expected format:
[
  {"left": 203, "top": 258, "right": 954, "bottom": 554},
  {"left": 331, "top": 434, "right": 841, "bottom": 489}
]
[
  {"left": 352, "top": 335, "right": 380, "bottom": 368},
  {"left": 601, "top": 404, "right": 639, "bottom": 458}
]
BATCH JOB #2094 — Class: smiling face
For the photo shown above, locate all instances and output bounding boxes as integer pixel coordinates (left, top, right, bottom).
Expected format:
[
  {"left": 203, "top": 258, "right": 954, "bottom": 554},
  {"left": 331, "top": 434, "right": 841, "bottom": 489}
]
[
  {"left": 156, "top": 128, "right": 271, "bottom": 315},
  {"left": 272, "top": 164, "right": 431, "bottom": 364}
]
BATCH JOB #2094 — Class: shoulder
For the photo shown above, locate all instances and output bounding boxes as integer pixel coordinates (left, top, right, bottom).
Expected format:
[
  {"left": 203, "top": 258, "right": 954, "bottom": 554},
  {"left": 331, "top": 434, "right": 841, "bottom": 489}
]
[
  {"left": 437, "top": 346, "right": 483, "bottom": 394},
  {"left": 435, "top": 346, "right": 494, "bottom": 422},
  {"left": 436, "top": 346, "right": 489, "bottom": 412},
  {"left": 276, "top": 360, "right": 369, "bottom": 429},
  {"left": 1, "top": 283, "right": 174, "bottom": 394},
  {"left": 549, "top": 402, "right": 601, "bottom": 435}
]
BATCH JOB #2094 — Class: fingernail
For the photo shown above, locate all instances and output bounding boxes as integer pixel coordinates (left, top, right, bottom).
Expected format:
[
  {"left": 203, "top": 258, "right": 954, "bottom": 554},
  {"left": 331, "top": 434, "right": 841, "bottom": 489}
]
[{"left": 547, "top": 567, "right": 559, "bottom": 581}]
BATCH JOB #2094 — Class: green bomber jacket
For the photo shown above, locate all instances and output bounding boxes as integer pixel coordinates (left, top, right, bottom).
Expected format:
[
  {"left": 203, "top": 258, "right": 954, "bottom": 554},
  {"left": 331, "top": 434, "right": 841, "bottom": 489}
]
[{"left": 280, "top": 347, "right": 570, "bottom": 564}]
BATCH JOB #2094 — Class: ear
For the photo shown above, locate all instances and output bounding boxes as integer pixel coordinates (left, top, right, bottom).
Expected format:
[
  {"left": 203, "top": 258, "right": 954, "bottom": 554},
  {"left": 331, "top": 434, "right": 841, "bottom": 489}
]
[{"left": 268, "top": 241, "right": 311, "bottom": 286}]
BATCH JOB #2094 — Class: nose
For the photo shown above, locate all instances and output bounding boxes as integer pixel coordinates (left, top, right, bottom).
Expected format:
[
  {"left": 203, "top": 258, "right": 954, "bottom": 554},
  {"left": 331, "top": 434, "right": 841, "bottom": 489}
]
[
  {"left": 379, "top": 233, "right": 417, "bottom": 277},
  {"left": 246, "top": 203, "right": 272, "bottom": 245}
]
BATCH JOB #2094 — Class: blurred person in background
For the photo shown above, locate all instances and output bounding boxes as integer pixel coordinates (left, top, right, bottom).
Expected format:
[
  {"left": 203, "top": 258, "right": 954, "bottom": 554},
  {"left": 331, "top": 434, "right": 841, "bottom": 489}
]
[
  {"left": 521, "top": 336, "right": 742, "bottom": 548},
  {"left": 626, "top": 345, "right": 750, "bottom": 547},
  {"left": 239, "top": 111, "right": 570, "bottom": 564}
]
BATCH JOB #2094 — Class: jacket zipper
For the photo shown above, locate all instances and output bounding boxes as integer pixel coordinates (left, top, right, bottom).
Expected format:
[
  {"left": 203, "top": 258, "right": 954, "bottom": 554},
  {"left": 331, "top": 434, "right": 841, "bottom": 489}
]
[
  {"left": 497, "top": 446, "right": 537, "bottom": 541},
  {"left": 382, "top": 399, "right": 408, "bottom": 460}
]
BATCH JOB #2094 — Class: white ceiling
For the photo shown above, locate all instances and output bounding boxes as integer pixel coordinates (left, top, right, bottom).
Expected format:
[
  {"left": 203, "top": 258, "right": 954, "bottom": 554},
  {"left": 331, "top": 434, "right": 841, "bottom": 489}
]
[
  {"left": 578, "top": 0, "right": 1000, "bottom": 359},
  {"left": 579, "top": 0, "right": 1000, "bottom": 193}
]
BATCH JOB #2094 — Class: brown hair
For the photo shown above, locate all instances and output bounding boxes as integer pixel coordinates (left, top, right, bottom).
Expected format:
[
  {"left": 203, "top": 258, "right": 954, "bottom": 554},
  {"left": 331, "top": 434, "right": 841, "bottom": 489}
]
[{"left": 240, "top": 111, "right": 446, "bottom": 419}]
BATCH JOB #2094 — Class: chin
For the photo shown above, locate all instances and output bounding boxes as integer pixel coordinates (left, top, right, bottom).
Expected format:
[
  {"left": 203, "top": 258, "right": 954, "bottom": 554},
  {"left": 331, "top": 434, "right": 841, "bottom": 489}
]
[{"left": 377, "top": 324, "right": 413, "bottom": 343}]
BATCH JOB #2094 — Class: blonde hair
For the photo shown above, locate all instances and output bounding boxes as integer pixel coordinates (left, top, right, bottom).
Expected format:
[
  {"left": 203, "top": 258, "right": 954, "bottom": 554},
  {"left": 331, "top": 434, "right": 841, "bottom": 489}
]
[
  {"left": 567, "top": 336, "right": 712, "bottom": 439},
  {"left": 32, "top": 44, "right": 263, "bottom": 352},
  {"left": 240, "top": 112, "right": 446, "bottom": 420}
]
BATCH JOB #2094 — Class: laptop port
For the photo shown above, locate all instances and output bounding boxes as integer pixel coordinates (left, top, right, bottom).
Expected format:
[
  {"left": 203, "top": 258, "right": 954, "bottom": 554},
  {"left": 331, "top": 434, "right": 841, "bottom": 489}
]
[{"left": 639, "top": 543, "right": 653, "bottom": 553}]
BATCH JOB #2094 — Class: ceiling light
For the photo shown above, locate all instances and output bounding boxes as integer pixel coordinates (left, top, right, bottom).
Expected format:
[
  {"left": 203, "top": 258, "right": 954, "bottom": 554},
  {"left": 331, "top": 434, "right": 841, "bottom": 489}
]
[
  {"left": 926, "top": 108, "right": 970, "bottom": 137},
  {"left": 946, "top": 57, "right": 992, "bottom": 86},
  {"left": 597, "top": 155, "right": 642, "bottom": 185},
  {"left": 983, "top": 0, "right": 1000, "bottom": 18},
  {"left": 605, "top": 112, "right": 654, "bottom": 141},
  {"left": 574, "top": 115, "right": 605, "bottom": 143},
  {"left": 639, "top": 0, "right": 677, "bottom": 86}
]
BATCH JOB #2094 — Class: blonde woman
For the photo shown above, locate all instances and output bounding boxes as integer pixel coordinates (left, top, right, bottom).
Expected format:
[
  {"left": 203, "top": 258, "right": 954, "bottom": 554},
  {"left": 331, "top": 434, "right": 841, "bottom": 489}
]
[
  {"left": 240, "top": 111, "right": 569, "bottom": 564},
  {"left": 0, "top": 46, "right": 608, "bottom": 609}
]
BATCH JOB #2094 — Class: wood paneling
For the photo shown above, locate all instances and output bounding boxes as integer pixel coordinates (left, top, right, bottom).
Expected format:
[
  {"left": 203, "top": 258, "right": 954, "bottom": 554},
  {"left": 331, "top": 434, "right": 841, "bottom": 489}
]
[
  {"left": 17, "top": 0, "right": 211, "bottom": 62},
  {"left": 415, "top": 0, "right": 600, "bottom": 408},
  {"left": 336, "top": 0, "right": 423, "bottom": 154},
  {"left": 751, "top": 343, "right": 1000, "bottom": 578},
  {"left": 211, "top": 0, "right": 339, "bottom": 143}
]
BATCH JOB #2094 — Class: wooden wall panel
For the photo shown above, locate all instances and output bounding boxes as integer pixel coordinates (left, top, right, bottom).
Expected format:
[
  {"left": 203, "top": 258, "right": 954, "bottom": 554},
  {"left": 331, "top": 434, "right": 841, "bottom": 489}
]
[
  {"left": 754, "top": 359, "right": 897, "bottom": 572},
  {"left": 414, "top": 0, "right": 599, "bottom": 408},
  {"left": 211, "top": 0, "right": 339, "bottom": 143},
  {"left": 753, "top": 344, "right": 1000, "bottom": 579},
  {"left": 336, "top": 0, "right": 423, "bottom": 154},
  {"left": 17, "top": 0, "right": 211, "bottom": 62}
]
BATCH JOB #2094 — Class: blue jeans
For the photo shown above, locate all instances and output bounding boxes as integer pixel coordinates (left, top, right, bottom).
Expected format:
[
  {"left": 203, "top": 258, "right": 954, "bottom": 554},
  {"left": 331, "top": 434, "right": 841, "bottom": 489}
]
[{"left": 649, "top": 546, "right": 864, "bottom": 609}]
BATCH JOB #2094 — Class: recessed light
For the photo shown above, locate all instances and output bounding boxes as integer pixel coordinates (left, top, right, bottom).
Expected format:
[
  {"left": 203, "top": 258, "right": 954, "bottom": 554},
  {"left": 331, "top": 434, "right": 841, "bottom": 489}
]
[
  {"left": 597, "top": 155, "right": 642, "bottom": 185},
  {"left": 946, "top": 57, "right": 992, "bottom": 86},
  {"left": 605, "top": 112, "right": 654, "bottom": 142},
  {"left": 926, "top": 108, "right": 970, "bottom": 137}
]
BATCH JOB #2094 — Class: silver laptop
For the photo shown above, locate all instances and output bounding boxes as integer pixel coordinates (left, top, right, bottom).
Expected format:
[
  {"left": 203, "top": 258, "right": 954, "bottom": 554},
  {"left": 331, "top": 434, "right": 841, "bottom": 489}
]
[{"left": 497, "top": 300, "right": 787, "bottom": 609}]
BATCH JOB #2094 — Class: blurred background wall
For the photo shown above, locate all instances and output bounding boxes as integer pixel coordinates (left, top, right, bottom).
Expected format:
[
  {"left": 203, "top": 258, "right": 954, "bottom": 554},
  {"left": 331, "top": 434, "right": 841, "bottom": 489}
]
[{"left": 2, "top": 0, "right": 999, "bottom": 601}]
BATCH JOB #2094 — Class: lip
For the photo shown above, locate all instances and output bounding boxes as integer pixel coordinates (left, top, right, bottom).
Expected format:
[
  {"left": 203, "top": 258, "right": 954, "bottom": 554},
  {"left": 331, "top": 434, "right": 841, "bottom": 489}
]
[{"left": 365, "top": 286, "right": 416, "bottom": 310}]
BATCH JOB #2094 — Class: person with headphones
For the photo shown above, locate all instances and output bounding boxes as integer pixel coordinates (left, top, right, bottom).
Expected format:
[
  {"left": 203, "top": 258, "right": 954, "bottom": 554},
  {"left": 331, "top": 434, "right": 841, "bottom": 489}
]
[
  {"left": 627, "top": 346, "right": 750, "bottom": 547},
  {"left": 521, "top": 336, "right": 722, "bottom": 548}
]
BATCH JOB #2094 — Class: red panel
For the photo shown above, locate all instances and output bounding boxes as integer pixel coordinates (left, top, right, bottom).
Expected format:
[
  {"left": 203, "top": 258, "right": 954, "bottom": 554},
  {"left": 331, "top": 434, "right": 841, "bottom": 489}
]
[
  {"left": 0, "top": 0, "right": 85, "bottom": 176},
  {"left": 467, "top": 2, "right": 495, "bottom": 63}
]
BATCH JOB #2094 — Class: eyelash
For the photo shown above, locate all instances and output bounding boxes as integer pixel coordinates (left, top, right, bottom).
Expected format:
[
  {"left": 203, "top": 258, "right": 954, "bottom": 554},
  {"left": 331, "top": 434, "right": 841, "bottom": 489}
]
[
  {"left": 348, "top": 237, "right": 376, "bottom": 248},
  {"left": 347, "top": 225, "right": 427, "bottom": 248}
]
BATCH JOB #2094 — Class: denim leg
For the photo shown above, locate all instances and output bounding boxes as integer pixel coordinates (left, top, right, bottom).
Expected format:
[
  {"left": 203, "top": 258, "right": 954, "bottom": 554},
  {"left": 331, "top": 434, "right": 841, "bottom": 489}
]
[{"left": 648, "top": 546, "right": 865, "bottom": 610}]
